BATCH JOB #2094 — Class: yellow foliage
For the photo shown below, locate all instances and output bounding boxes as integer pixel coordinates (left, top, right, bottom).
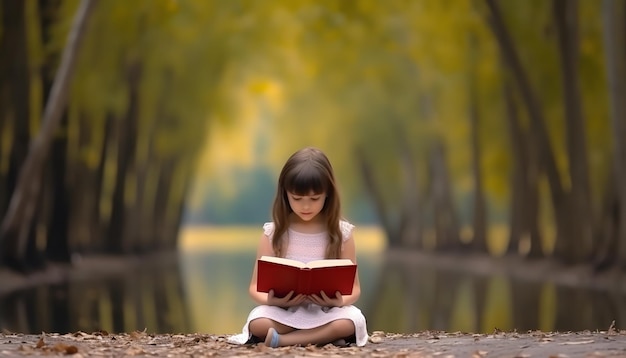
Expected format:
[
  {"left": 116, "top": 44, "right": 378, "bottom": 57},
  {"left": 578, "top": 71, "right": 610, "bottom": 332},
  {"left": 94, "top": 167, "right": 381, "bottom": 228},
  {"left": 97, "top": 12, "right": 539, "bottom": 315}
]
[
  {"left": 31, "top": 0, "right": 611, "bottom": 244},
  {"left": 246, "top": 77, "right": 284, "bottom": 110}
]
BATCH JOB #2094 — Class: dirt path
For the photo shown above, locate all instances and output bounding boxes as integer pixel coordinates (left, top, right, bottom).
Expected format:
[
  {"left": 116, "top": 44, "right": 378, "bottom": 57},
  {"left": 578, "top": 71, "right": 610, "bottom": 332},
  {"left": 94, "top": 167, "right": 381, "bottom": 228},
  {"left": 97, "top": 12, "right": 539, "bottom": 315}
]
[{"left": 1, "top": 329, "right": 625, "bottom": 357}]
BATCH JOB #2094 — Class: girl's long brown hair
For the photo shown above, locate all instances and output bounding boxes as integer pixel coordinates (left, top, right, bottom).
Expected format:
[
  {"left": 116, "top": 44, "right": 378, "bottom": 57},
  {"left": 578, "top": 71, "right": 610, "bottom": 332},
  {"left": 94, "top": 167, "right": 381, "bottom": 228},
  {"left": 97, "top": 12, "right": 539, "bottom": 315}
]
[{"left": 271, "top": 147, "right": 342, "bottom": 259}]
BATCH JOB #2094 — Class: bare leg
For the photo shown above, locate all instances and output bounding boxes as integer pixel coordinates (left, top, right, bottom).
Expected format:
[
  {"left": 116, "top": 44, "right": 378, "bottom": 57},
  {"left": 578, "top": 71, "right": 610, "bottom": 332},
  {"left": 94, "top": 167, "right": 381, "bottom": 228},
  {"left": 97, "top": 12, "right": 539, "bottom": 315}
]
[
  {"left": 265, "top": 319, "right": 355, "bottom": 347},
  {"left": 249, "top": 318, "right": 295, "bottom": 339}
]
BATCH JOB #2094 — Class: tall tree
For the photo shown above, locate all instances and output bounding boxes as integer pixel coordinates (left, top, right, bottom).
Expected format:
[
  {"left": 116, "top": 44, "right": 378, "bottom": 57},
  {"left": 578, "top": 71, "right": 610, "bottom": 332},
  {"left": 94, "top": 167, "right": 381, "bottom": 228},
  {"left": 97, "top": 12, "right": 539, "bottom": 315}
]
[
  {"left": 468, "top": 32, "right": 488, "bottom": 252},
  {"left": 0, "top": 1, "right": 34, "bottom": 267},
  {"left": 553, "top": 0, "right": 593, "bottom": 261},
  {"left": 601, "top": 0, "right": 626, "bottom": 268},
  {"left": 38, "top": 0, "right": 75, "bottom": 263},
  {"left": 429, "top": 138, "right": 462, "bottom": 251},
  {"left": 396, "top": 123, "right": 423, "bottom": 249},
  {"left": 503, "top": 80, "right": 543, "bottom": 257},
  {"left": 0, "top": 0, "right": 98, "bottom": 266},
  {"left": 106, "top": 62, "right": 141, "bottom": 253}
]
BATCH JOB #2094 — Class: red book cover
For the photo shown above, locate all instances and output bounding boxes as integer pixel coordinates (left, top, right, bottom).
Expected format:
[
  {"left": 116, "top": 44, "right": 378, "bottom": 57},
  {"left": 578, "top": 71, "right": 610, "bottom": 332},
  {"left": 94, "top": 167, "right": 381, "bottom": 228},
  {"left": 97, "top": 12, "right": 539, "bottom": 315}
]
[{"left": 256, "top": 256, "right": 357, "bottom": 298}]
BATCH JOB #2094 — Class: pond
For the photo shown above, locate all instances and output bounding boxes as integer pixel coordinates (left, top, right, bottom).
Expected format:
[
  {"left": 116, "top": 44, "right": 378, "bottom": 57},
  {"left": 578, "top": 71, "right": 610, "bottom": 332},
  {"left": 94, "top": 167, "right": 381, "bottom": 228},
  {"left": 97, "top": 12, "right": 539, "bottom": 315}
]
[{"left": 0, "top": 227, "right": 622, "bottom": 335}]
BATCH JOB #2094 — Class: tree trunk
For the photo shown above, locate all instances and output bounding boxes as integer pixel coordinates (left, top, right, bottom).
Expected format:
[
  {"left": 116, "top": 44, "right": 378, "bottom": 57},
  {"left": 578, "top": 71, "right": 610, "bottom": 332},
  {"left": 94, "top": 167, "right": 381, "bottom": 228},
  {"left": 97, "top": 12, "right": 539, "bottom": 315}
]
[
  {"left": 601, "top": 0, "right": 626, "bottom": 268},
  {"left": 395, "top": 124, "right": 423, "bottom": 249},
  {"left": 67, "top": 147, "right": 99, "bottom": 253},
  {"left": 0, "top": 0, "right": 29, "bottom": 219},
  {"left": 36, "top": 0, "right": 69, "bottom": 262},
  {"left": 165, "top": 178, "right": 188, "bottom": 250},
  {"left": 68, "top": 112, "right": 111, "bottom": 253},
  {"left": 107, "top": 62, "right": 141, "bottom": 253},
  {"left": 503, "top": 81, "right": 543, "bottom": 258},
  {"left": 429, "top": 139, "right": 461, "bottom": 251},
  {"left": 45, "top": 113, "right": 71, "bottom": 262},
  {"left": 593, "top": 170, "right": 619, "bottom": 270},
  {"left": 0, "top": 0, "right": 33, "bottom": 269},
  {"left": 154, "top": 158, "right": 189, "bottom": 250},
  {"left": 468, "top": 33, "right": 488, "bottom": 252},
  {"left": 132, "top": 156, "right": 152, "bottom": 253},
  {"left": 355, "top": 148, "right": 401, "bottom": 247},
  {"left": 553, "top": 0, "right": 593, "bottom": 262},
  {"left": 0, "top": 0, "right": 98, "bottom": 265},
  {"left": 504, "top": 82, "right": 524, "bottom": 255},
  {"left": 122, "top": 171, "right": 141, "bottom": 252},
  {"left": 38, "top": 0, "right": 63, "bottom": 87}
]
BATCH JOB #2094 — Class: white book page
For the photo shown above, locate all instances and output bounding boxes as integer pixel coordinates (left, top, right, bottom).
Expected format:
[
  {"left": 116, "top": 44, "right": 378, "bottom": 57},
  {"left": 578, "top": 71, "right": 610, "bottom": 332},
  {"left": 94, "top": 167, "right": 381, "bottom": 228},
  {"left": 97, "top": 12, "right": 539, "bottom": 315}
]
[
  {"left": 259, "top": 256, "right": 306, "bottom": 268},
  {"left": 259, "top": 256, "right": 354, "bottom": 269},
  {"left": 306, "top": 259, "right": 355, "bottom": 269}
]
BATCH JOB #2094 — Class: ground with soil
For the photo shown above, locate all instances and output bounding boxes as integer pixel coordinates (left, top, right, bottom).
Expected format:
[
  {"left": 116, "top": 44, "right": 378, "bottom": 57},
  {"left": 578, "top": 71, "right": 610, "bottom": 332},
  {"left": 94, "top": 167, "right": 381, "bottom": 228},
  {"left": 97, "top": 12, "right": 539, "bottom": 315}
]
[{"left": 1, "top": 329, "right": 626, "bottom": 357}]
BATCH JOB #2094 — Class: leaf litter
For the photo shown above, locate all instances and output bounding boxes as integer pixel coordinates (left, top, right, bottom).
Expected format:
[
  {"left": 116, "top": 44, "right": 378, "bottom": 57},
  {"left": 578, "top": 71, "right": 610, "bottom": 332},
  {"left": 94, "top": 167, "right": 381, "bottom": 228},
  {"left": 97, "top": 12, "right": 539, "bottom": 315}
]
[{"left": 0, "top": 328, "right": 625, "bottom": 357}]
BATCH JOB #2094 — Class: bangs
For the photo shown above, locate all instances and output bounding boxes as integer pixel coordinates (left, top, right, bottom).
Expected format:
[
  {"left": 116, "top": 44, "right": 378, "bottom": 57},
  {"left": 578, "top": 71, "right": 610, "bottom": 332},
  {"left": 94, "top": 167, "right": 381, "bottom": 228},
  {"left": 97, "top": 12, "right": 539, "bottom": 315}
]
[{"left": 285, "top": 164, "right": 327, "bottom": 195}]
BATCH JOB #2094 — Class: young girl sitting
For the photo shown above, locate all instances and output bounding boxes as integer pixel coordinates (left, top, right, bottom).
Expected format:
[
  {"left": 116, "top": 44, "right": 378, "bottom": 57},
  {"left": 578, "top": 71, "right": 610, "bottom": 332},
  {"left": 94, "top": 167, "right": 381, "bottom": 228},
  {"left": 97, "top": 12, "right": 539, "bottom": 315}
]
[{"left": 229, "top": 147, "right": 368, "bottom": 347}]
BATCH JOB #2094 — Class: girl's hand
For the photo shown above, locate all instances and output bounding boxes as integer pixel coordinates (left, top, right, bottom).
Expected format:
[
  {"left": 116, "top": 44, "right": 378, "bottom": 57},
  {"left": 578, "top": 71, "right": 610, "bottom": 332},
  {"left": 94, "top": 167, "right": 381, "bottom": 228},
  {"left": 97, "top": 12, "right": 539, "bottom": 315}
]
[
  {"left": 309, "top": 291, "right": 343, "bottom": 307},
  {"left": 267, "top": 290, "right": 306, "bottom": 308}
]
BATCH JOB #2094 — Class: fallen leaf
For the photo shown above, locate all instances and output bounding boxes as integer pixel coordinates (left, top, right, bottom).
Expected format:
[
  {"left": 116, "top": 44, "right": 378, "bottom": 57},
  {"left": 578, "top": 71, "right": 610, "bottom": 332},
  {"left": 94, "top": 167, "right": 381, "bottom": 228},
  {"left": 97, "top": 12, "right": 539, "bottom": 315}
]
[
  {"left": 129, "top": 331, "right": 146, "bottom": 340},
  {"left": 52, "top": 343, "right": 79, "bottom": 354}
]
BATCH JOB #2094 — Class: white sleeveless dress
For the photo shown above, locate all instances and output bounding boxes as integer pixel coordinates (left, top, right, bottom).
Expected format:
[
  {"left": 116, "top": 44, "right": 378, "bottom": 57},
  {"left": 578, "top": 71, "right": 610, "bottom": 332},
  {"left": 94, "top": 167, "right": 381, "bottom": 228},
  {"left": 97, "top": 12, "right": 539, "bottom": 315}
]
[{"left": 228, "top": 220, "right": 369, "bottom": 346}]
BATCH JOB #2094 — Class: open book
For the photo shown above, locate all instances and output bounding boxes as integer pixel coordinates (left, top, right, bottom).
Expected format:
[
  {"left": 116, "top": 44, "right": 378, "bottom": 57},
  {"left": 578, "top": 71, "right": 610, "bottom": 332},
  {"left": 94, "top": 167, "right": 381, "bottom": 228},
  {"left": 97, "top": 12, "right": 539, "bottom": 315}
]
[{"left": 256, "top": 256, "right": 357, "bottom": 297}]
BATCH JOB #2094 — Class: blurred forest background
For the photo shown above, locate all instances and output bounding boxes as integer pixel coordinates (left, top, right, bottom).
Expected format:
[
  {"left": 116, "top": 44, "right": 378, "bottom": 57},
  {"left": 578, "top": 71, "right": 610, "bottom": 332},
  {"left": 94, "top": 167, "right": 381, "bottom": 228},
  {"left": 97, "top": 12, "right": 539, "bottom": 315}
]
[{"left": 1, "top": 0, "right": 626, "bottom": 277}]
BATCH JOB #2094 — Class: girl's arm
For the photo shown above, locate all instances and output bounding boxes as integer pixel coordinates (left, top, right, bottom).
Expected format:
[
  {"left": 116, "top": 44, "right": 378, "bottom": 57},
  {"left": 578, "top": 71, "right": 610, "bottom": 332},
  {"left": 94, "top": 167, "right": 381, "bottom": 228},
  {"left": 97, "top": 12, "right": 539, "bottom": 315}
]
[
  {"left": 248, "top": 233, "right": 306, "bottom": 307},
  {"left": 248, "top": 233, "right": 275, "bottom": 304},
  {"left": 309, "top": 232, "right": 362, "bottom": 307},
  {"left": 337, "top": 233, "right": 361, "bottom": 306}
]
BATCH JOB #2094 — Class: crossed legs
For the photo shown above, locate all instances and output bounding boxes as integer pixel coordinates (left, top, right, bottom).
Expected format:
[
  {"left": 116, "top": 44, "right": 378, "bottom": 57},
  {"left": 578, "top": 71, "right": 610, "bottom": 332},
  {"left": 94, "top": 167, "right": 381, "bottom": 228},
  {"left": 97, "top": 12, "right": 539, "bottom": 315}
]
[{"left": 249, "top": 317, "right": 355, "bottom": 347}]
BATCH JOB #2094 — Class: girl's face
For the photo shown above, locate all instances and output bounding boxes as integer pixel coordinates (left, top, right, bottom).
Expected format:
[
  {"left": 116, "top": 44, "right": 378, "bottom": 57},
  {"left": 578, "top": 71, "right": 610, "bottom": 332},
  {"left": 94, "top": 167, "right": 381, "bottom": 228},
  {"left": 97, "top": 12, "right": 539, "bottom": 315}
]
[{"left": 287, "top": 191, "right": 326, "bottom": 222}]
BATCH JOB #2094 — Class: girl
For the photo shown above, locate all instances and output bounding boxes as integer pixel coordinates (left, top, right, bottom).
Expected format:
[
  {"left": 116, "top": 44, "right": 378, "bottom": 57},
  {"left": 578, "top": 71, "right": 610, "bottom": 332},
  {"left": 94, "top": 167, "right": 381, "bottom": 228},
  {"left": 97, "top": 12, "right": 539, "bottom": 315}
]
[{"left": 229, "top": 147, "right": 368, "bottom": 347}]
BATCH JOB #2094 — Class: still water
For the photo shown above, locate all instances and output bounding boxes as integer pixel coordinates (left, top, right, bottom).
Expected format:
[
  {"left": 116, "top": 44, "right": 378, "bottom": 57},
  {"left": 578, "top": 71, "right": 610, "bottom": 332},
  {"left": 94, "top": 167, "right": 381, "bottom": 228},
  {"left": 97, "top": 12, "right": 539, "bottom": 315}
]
[{"left": 0, "top": 228, "right": 623, "bottom": 335}]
